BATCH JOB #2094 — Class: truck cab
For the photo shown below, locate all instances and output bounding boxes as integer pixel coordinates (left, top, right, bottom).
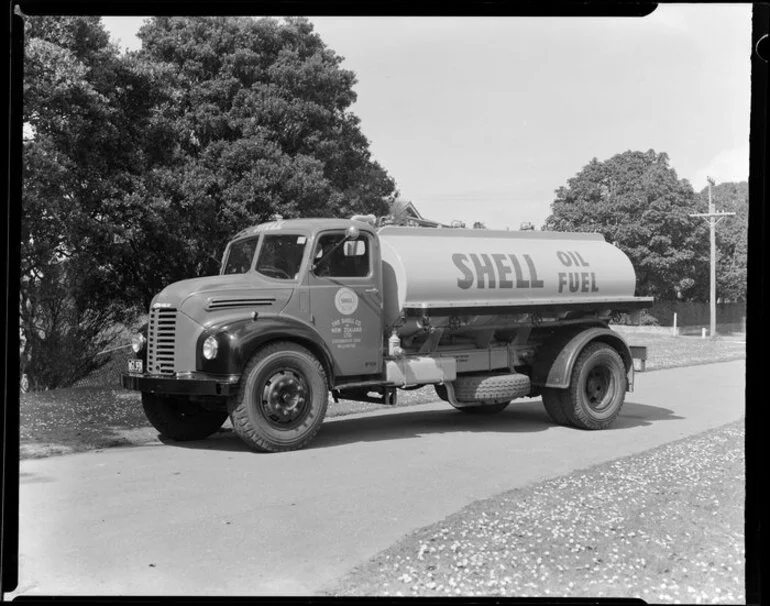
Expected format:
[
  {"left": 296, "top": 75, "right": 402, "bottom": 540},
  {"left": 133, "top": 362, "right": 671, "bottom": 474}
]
[{"left": 127, "top": 217, "right": 385, "bottom": 382}]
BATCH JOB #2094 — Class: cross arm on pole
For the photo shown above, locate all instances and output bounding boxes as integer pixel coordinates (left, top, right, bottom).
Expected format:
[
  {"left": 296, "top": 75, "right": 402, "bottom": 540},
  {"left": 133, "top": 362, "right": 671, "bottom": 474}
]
[
  {"left": 689, "top": 211, "right": 736, "bottom": 218},
  {"left": 689, "top": 211, "right": 736, "bottom": 226}
]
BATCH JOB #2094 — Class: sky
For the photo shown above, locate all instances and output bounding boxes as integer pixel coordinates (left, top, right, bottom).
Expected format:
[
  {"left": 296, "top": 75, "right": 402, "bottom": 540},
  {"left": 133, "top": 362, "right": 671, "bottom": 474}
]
[{"left": 102, "top": 6, "right": 752, "bottom": 229}]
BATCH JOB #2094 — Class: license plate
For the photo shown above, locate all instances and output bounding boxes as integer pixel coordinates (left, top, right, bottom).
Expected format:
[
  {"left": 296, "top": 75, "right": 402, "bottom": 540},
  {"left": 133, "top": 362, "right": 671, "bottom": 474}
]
[{"left": 128, "top": 359, "right": 143, "bottom": 373}]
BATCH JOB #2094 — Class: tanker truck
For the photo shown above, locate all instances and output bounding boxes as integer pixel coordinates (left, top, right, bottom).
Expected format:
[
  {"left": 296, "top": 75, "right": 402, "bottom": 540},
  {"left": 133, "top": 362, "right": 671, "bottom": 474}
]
[{"left": 122, "top": 216, "right": 653, "bottom": 452}]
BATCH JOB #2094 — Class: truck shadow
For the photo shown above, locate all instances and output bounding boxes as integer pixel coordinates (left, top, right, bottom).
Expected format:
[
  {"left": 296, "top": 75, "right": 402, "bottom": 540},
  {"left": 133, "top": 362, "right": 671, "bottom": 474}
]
[
  {"left": 159, "top": 399, "right": 682, "bottom": 453},
  {"left": 313, "top": 404, "right": 551, "bottom": 449},
  {"left": 313, "top": 400, "right": 683, "bottom": 448},
  {"left": 614, "top": 401, "right": 685, "bottom": 428}
]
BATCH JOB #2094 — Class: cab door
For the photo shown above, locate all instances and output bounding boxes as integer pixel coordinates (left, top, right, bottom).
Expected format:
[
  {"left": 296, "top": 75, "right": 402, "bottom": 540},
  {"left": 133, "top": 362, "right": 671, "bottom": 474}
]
[{"left": 308, "top": 230, "right": 383, "bottom": 377}]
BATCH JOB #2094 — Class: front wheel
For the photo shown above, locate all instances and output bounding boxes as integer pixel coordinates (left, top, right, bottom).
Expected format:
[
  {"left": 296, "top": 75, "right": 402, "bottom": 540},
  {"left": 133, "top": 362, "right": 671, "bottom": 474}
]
[
  {"left": 228, "top": 342, "right": 328, "bottom": 452},
  {"left": 142, "top": 394, "right": 227, "bottom": 441},
  {"left": 562, "top": 342, "right": 627, "bottom": 429}
]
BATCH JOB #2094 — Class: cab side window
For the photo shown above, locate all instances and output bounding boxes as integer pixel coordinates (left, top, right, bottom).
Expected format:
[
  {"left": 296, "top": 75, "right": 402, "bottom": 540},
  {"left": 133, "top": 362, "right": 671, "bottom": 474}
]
[{"left": 312, "top": 233, "right": 370, "bottom": 278}]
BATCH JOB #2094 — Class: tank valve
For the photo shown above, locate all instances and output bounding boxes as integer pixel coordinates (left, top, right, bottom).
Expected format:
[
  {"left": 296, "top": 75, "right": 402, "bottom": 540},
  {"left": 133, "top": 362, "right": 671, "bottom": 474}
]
[{"left": 388, "top": 329, "right": 403, "bottom": 357}]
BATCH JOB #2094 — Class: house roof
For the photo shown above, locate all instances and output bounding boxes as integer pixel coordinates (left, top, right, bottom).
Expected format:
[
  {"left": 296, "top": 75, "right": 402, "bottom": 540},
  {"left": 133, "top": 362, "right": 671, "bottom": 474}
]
[
  {"left": 391, "top": 200, "right": 449, "bottom": 228},
  {"left": 400, "top": 201, "right": 423, "bottom": 220}
]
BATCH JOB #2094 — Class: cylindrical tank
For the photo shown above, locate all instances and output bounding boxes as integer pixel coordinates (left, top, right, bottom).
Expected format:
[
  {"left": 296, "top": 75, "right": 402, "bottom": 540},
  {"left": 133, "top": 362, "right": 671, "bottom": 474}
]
[{"left": 379, "top": 226, "right": 641, "bottom": 331}]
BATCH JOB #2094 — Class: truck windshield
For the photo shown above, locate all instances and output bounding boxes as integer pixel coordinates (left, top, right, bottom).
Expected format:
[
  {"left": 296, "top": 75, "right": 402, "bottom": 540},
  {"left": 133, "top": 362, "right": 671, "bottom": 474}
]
[
  {"left": 255, "top": 234, "right": 307, "bottom": 280},
  {"left": 223, "top": 236, "right": 260, "bottom": 274}
]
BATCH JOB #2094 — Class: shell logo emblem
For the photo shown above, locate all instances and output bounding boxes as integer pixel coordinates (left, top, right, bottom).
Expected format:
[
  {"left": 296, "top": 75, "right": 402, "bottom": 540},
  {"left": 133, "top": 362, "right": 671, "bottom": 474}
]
[{"left": 334, "top": 287, "right": 359, "bottom": 315}]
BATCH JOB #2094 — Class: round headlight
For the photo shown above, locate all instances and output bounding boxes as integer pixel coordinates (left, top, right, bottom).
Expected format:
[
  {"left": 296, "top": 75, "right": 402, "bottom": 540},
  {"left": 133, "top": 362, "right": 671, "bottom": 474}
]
[
  {"left": 202, "top": 335, "right": 219, "bottom": 360},
  {"left": 131, "top": 333, "right": 146, "bottom": 353}
]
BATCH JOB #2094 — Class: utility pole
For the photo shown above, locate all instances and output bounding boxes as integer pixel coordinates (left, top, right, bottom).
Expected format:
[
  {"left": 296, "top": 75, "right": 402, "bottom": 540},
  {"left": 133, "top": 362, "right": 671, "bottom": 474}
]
[{"left": 689, "top": 177, "right": 735, "bottom": 337}]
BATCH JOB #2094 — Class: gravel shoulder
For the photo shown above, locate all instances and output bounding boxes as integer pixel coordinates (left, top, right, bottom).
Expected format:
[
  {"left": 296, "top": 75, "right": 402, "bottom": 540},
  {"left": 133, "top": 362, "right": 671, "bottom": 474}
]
[{"left": 322, "top": 420, "right": 745, "bottom": 602}]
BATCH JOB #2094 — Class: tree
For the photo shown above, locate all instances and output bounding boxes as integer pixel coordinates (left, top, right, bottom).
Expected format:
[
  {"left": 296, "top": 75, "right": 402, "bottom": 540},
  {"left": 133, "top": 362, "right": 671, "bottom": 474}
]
[
  {"left": 696, "top": 181, "right": 748, "bottom": 302},
  {"left": 19, "top": 17, "right": 129, "bottom": 389},
  {"left": 119, "top": 17, "right": 397, "bottom": 306},
  {"left": 21, "top": 16, "right": 152, "bottom": 389},
  {"left": 21, "top": 16, "right": 400, "bottom": 388},
  {"left": 543, "top": 150, "right": 709, "bottom": 301}
]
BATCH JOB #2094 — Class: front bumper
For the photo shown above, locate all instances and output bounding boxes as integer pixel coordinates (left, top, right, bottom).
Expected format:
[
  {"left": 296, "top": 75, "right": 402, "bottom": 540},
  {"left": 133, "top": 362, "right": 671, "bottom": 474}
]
[{"left": 121, "top": 372, "right": 241, "bottom": 397}]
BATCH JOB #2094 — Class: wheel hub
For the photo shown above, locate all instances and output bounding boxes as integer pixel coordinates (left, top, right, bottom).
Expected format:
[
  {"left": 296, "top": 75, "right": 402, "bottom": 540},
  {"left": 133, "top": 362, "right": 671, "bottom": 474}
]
[
  {"left": 585, "top": 367, "right": 612, "bottom": 410},
  {"left": 261, "top": 370, "right": 308, "bottom": 426}
]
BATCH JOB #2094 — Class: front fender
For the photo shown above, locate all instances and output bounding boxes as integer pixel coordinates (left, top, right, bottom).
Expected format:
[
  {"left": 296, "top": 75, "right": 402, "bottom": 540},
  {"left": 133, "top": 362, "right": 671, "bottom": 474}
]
[
  {"left": 196, "top": 314, "right": 338, "bottom": 384},
  {"left": 531, "top": 325, "right": 633, "bottom": 390}
]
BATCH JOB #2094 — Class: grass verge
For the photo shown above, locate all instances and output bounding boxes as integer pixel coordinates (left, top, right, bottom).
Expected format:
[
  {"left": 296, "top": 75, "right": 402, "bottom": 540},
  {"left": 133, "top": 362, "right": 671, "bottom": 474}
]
[{"left": 19, "top": 332, "right": 744, "bottom": 459}]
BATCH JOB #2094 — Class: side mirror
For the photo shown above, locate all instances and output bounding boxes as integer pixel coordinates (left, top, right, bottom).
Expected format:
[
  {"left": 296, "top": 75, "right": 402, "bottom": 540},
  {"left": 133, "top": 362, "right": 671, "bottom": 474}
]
[{"left": 346, "top": 225, "right": 360, "bottom": 240}]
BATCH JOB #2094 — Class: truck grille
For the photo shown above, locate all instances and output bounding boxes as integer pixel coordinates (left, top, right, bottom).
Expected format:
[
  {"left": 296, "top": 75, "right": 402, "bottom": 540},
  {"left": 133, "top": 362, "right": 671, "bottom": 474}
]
[{"left": 147, "top": 307, "right": 177, "bottom": 375}]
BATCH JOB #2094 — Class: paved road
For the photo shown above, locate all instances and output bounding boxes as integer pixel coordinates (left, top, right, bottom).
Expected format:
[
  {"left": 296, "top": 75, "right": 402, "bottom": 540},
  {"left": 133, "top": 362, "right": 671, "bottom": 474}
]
[{"left": 10, "top": 360, "right": 744, "bottom": 597}]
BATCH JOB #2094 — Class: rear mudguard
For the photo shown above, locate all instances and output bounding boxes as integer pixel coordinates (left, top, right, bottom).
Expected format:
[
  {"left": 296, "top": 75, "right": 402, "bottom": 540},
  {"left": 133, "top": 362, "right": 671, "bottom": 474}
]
[{"left": 530, "top": 325, "right": 634, "bottom": 391}]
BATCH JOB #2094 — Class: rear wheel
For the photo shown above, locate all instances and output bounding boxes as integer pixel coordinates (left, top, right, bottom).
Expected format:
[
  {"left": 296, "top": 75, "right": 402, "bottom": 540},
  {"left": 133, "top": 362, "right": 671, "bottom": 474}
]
[
  {"left": 142, "top": 393, "right": 227, "bottom": 441},
  {"left": 562, "top": 342, "right": 626, "bottom": 429},
  {"left": 228, "top": 342, "right": 328, "bottom": 452}
]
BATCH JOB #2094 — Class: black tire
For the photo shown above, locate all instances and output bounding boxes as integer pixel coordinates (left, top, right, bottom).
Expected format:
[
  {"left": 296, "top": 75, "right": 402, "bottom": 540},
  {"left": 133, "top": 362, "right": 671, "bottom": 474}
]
[
  {"left": 228, "top": 342, "right": 328, "bottom": 452},
  {"left": 142, "top": 393, "right": 227, "bottom": 441},
  {"left": 453, "top": 373, "right": 530, "bottom": 403},
  {"left": 436, "top": 382, "right": 509, "bottom": 408},
  {"left": 562, "top": 342, "right": 626, "bottom": 429},
  {"left": 541, "top": 388, "right": 570, "bottom": 426},
  {"left": 436, "top": 374, "right": 531, "bottom": 414},
  {"left": 435, "top": 383, "right": 507, "bottom": 413}
]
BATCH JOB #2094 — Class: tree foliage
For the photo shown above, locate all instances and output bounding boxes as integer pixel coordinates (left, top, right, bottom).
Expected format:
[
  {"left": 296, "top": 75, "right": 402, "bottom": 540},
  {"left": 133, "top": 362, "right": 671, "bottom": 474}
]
[
  {"left": 543, "top": 150, "right": 710, "bottom": 301},
  {"left": 21, "top": 16, "right": 146, "bottom": 389},
  {"left": 21, "top": 16, "right": 397, "bottom": 389}
]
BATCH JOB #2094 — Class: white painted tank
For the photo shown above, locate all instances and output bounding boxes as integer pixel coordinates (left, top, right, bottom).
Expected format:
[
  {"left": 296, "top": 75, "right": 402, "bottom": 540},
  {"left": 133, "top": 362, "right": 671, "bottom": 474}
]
[{"left": 379, "top": 226, "right": 646, "bottom": 330}]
